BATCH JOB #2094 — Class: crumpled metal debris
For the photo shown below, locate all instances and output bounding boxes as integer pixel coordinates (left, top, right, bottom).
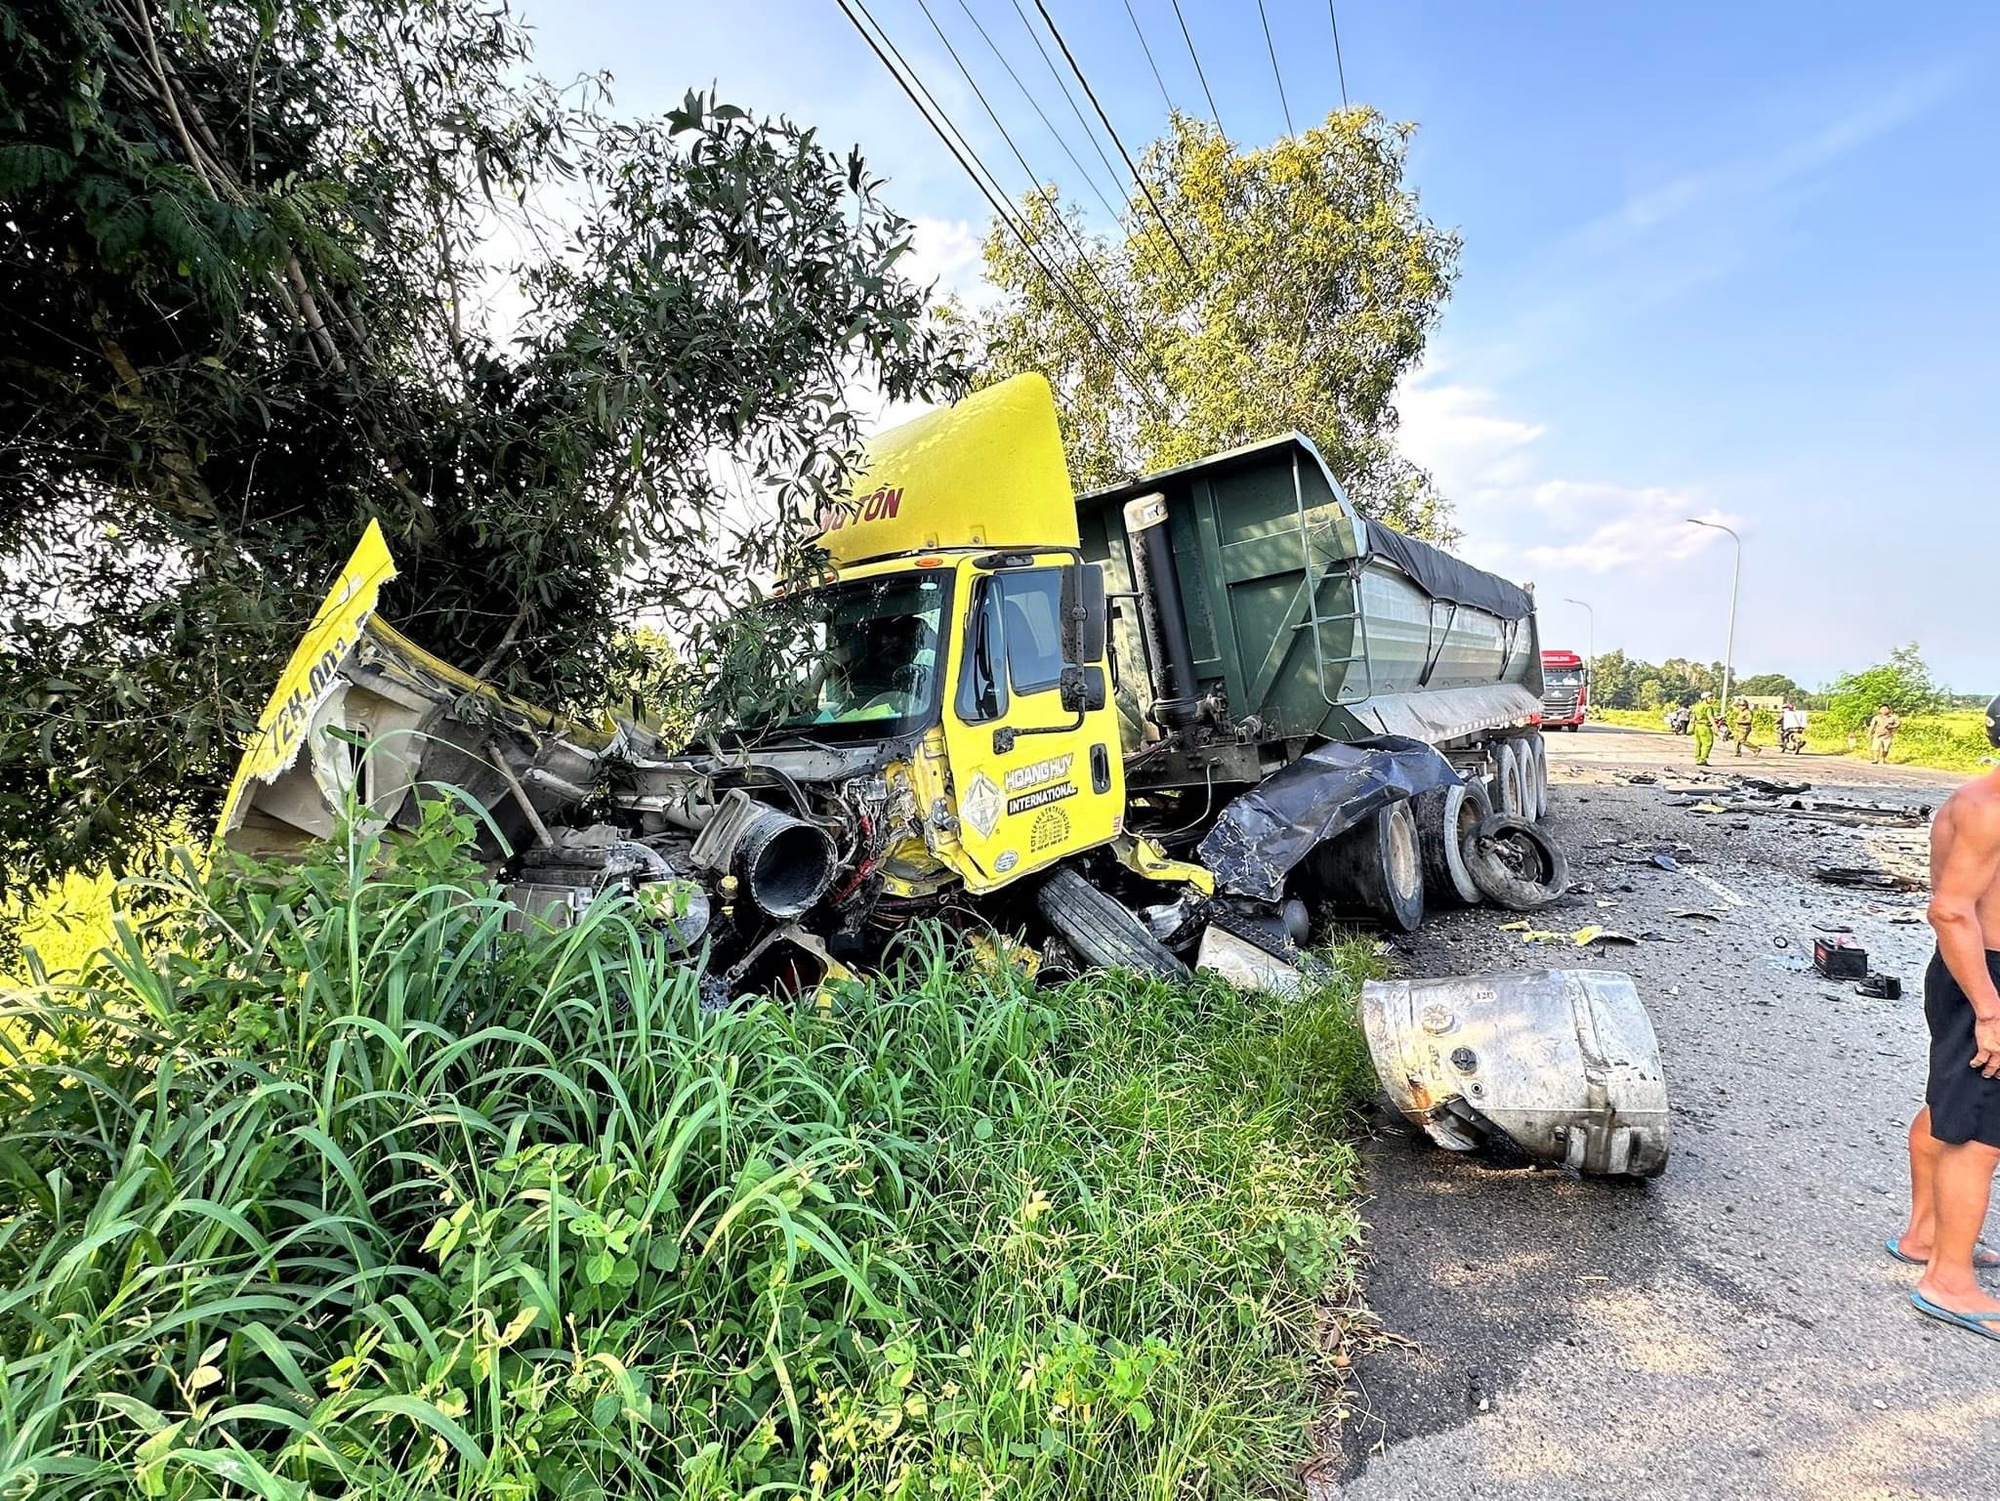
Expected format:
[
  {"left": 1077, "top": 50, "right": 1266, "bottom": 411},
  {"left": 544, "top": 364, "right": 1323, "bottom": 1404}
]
[
  {"left": 1361, "top": 969, "right": 1671, "bottom": 1177},
  {"left": 1198, "top": 735, "right": 1460, "bottom": 902},
  {"left": 1814, "top": 863, "right": 1927, "bottom": 893}
]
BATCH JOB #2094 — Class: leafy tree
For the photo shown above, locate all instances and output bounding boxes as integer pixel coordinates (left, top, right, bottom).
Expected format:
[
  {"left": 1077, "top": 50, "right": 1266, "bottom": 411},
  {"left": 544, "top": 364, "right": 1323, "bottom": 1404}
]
[
  {"left": 1587, "top": 648, "right": 1635, "bottom": 708},
  {"left": 968, "top": 110, "right": 1460, "bottom": 540},
  {"left": 1824, "top": 643, "right": 1940, "bottom": 733},
  {"left": 1734, "top": 672, "right": 1802, "bottom": 701},
  {"left": 0, "top": 0, "right": 965, "bottom": 891}
]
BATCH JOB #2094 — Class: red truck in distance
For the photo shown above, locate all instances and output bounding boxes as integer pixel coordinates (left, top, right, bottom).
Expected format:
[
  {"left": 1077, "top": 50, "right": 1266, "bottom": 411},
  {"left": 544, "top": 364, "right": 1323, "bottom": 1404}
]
[{"left": 1540, "top": 650, "right": 1589, "bottom": 730}]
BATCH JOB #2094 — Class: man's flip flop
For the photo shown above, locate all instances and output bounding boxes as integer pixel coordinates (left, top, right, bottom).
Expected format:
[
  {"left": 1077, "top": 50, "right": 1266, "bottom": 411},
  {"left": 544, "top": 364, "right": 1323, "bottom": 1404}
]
[
  {"left": 1885, "top": 1236, "right": 2000, "bottom": 1270},
  {"left": 1910, "top": 1291, "right": 2000, "bottom": 1342}
]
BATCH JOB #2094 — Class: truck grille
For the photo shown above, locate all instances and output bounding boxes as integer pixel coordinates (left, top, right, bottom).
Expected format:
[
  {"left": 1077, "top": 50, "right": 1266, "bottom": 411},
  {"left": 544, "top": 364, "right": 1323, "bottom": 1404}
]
[{"left": 1543, "top": 694, "right": 1579, "bottom": 717}]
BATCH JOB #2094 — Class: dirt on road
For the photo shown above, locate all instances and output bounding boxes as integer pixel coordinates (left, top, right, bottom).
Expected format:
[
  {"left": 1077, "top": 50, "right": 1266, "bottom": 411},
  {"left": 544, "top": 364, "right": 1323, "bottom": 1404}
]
[{"left": 1320, "top": 723, "right": 1997, "bottom": 1501}]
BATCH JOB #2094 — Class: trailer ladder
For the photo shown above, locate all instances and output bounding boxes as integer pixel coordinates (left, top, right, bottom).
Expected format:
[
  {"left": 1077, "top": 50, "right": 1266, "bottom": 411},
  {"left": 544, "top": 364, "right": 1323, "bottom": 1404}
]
[{"left": 1289, "top": 449, "right": 1375, "bottom": 708}]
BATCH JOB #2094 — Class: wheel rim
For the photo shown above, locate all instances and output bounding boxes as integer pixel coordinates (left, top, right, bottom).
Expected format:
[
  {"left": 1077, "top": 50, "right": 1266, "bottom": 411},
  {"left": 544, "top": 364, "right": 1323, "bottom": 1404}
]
[{"left": 1387, "top": 805, "right": 1421, "bottom": 899}]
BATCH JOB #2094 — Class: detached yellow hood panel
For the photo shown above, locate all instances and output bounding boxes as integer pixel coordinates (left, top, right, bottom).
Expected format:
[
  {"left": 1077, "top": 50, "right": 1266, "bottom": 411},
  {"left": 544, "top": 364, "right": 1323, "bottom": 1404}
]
[
  {"left": 816, "top": 372, "right": 1078, "bottom": 565},
  {"left": 216, "top": 520, "right": 398, "bottom": 837},
  {"left": 216, "top": 523, "right": 597, "bottom": 858}
]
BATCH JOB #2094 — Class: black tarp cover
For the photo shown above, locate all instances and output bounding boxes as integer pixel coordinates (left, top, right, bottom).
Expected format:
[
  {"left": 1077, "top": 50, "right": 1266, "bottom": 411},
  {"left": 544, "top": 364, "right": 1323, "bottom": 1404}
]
[
  {"left": 1197, "top": 736, "right": 1463, "bottom": 903},
  {"left": 1367, "top": 522, "right": 1535, "bottom": 621}
]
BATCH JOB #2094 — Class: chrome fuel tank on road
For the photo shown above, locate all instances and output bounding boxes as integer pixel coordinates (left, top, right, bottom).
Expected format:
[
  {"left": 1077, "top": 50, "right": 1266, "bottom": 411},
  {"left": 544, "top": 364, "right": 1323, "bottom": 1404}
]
[{"left": 1361, "top": 969, "right": 1671, "bottom": 1178}]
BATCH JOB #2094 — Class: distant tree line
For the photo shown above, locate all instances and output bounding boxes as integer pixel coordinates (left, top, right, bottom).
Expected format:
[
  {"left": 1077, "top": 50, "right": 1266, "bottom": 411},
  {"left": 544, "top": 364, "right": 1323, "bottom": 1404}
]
[{"left": 1588, "top": 642, "right": 1973, "bottom": 734}]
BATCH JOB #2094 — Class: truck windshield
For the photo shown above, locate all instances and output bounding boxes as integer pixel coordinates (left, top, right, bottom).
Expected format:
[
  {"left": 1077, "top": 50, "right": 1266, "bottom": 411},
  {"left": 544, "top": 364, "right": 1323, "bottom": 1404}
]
[
  {"left": 726, "top": 573, "right": 951, "bottom": 743},
  {"left": 1546, "top": 669, "right": 1585, "bottom": 689}
]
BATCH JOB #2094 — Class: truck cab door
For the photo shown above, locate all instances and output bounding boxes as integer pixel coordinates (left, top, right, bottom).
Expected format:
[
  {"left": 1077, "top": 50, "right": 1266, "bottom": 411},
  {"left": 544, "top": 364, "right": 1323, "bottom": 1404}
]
[{"left": 941, "top": 560, "right": 1124, "bottom": 889}]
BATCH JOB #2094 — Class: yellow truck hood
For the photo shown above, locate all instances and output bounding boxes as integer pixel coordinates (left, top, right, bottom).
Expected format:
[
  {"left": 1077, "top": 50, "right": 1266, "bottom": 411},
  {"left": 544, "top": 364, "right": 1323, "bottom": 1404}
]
[{"left": 216, "top": 523, "right": 601, "bottom": 859}]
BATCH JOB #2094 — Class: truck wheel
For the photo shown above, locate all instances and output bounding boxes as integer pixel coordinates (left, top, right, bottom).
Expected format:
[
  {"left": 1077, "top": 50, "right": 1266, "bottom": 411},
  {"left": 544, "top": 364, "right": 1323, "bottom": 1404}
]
[
  {"left": 1494, "top": 741, "right": 1529, "bottom": 820},
  {"left": 1036, "top": 866, "right": 1191, "bottom": 981},
  {"left": 1414, "top": 783, "right": 1482, "bottom": 907},
  {"left": 1525, "top": 734, "right": 1550, "bottom": 821},
  {"left": 1319, "top": 801, "right": 1426, "bottom": 933},
  {"left": 1465, "top": 814, "right": 1570, "bottom": 911}
]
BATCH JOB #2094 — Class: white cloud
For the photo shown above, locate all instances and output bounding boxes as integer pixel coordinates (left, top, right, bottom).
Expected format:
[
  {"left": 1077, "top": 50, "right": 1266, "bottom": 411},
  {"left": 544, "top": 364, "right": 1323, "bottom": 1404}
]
[
  {"left": 1396, "top": 371, "right": 1734, "bottom": 579},
  {"left": 904, "top": 215, "right": 986, "bottom": 305},
  {"left": 1516, "top": 483, "right": 1731, "bottom": 574},
  {"left": 1575, "top": 63, "right": 1963, "bottom": 257}
]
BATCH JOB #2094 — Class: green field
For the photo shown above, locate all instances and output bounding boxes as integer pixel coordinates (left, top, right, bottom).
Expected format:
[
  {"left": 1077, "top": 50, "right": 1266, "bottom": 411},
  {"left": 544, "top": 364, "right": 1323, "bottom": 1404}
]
[
  {"left": 1588, "top": 706, "right": 1990, "bottom": 775},
  {"left": 0, "top": 806, "right": 1380, "bottom": 1499}
]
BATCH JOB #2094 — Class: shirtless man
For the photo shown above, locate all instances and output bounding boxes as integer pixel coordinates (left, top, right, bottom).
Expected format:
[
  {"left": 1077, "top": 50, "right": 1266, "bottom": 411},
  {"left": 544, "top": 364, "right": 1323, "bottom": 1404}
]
[{"left": 1897, "top": 694, "right": 2000, "bottom": 1338}]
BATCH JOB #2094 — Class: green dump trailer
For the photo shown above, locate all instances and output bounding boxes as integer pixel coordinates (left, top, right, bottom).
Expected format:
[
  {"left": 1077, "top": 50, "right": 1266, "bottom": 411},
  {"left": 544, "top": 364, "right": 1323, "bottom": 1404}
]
[{"left": 1078, "top": 432, "right": 1546, "bottom": 789}]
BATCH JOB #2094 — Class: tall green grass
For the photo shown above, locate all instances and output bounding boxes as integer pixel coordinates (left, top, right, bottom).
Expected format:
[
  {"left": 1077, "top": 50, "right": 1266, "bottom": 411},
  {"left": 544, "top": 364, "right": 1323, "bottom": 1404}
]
[{"left": 0, "top": 800, "right": 1376, "bottom": 1499}]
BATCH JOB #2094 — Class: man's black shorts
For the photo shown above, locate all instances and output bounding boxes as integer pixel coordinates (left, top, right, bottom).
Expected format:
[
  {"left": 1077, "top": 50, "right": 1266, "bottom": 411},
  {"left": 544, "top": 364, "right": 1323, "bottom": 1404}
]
[{"left": 1925, "top": 948, "right": 2000, "bottom": 1147}]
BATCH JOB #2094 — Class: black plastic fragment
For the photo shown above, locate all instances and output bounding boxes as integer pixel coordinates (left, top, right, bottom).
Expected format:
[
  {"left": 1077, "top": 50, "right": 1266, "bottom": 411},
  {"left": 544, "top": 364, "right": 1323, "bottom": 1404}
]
[{"left": 1197, "top": 735, "right": 1461, "bottom": 902}]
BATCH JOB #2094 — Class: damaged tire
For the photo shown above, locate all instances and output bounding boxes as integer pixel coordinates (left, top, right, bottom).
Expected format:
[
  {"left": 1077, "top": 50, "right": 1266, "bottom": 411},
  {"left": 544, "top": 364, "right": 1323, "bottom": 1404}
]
[
  {"left": 1414, "top": 782, "right": 1483, "bottom": 907},
  {"left": 1036, "top": 866, "right": 1191, "bottom": 981},
  {"left": 1317, "top": 800, "right": 1426, "bottom": 933},
  {"left": 1465, "top": 814, "right": 1570, "bottom": 912}
]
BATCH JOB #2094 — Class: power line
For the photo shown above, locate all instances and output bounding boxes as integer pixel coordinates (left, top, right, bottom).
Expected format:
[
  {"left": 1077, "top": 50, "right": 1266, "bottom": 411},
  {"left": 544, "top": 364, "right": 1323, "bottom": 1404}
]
[
  {"left": 1256, "top": 0, "right": 1294, "bottom": 136},
  {"left": 1002, "top": 0, "right": 1133, "bottom": 231},
  {"left": 999, "top": 0, "right": 1189, "bottom": 300},
  {"left": 942, "top": 0, "right": 1124, "bottom": 228},
  {"left": 1122, "top": 0, "right": 1177, "bottom": 118},
  {"left": 1327, "top": 0, "right": 1350, "bottom": 109},
  {"left": 833, "top": 0, "right": 1171, "bottom": 423},
  {"left": 1029, "top": 0, "right": 1198, "bottom": 279},
  {"left": 1167, "top": 0, "right": 1224, "bottom": 135},
  {"left": 912, "top": 0, "right": 1176, "bottom": 392}
]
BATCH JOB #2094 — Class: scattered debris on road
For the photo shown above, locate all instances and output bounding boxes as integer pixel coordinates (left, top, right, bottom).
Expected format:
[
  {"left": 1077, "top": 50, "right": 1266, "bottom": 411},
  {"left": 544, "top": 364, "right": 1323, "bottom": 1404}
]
[
  {"left": 1812, "top": 932, "right": 1870, "bottom": 979},
  {"left": 1814, "top": 862, "right": 1928, "bottom": 893}
]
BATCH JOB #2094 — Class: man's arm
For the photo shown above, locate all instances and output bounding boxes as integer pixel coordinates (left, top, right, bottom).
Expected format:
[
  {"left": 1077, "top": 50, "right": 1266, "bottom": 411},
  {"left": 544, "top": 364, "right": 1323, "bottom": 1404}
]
[{"left": 1931, "top": 789, "right": 2000, "bottom": 1075}]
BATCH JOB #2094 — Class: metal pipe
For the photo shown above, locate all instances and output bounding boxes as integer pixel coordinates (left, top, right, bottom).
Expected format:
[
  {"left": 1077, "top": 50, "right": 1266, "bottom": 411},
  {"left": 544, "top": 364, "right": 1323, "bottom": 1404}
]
[{"left": 1122, "top": 493, "right": 1199, "bottom": 730}]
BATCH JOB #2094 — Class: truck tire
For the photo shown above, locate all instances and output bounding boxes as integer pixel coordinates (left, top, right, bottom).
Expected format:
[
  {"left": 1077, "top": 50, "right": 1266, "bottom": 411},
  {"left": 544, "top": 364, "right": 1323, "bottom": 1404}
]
[
  {"left": 1036, "top": 866, "right": 1191, "bottom": 981},
  {"left": 1525, "top": 734, "right": 1550, "bottom": 821},
  {"left": 1414, "top": 783, "right": 1482, "bottom": 907},
  {"left": 1465, "top": 814, "right": 1570, "bottom": 911},
  {"left": 1319, "top": 800, "right": 1426, "bottom": 933},
  {"left": 1493, "top": 741, "right": 1527, "bottom": 820}
]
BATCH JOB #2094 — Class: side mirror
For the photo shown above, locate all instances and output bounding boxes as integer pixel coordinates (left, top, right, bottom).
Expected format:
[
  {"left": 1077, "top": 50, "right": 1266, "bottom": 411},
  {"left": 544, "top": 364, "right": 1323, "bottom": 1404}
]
[
  {"left": 1059, "top": 665, "right": 1108, "bottom": 714},
  {"left": 1059, "top": 563, "right": 1109, "bottom": 665}
]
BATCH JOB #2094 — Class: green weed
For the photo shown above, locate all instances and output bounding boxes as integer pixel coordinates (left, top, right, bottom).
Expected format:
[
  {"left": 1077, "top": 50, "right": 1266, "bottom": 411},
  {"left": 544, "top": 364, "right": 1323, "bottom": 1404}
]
[{"left": 0, "top": 801, "right": 1375, "bottom": 1499}]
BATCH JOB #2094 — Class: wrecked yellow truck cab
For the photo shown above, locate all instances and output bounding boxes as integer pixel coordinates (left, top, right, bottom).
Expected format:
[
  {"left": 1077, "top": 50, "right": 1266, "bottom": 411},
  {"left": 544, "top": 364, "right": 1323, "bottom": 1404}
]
[
  {"left": 220, "top": 372, "right": 1669, "bottom": 1176},
  {"left": 220, "top": 375, "right": 1171, "bottom": 1000}
]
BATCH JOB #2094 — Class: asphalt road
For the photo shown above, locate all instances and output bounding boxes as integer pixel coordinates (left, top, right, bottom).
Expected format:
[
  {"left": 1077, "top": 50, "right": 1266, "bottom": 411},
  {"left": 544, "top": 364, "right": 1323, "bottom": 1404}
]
[{"left": 1318, "top": 723, "right": 1998, "bottom": 1501}]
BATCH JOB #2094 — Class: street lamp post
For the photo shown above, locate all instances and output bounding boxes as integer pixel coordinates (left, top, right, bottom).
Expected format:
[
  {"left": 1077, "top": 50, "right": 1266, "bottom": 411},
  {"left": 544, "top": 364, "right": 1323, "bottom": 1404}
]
[{"left": 1686, "top": 519, "right": 1741, "bottom": 710}]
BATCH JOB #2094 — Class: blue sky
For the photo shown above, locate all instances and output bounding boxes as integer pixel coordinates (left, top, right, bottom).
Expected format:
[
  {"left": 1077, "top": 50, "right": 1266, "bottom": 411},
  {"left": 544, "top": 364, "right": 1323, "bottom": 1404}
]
[{"left": 518, "top": 0, "right": 1997, "bottom": 692}]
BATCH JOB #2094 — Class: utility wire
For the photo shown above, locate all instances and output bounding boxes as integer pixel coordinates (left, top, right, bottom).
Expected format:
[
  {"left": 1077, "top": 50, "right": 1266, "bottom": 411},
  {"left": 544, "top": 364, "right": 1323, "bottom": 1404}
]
[
  {"left": 1029, "top": 0, "right": 1198, "bottom": 278},
  {"left": 1167, "top": 0, "right": 1224, "bottom": 135},
  {"left": 833, "top": 0, "right": 1171, "bottom": 422},
  {"left": 1256, "top": 0, "right": 1294, "bottom": 136},
  {"left": 1122, "top": 0, "right": 1177, "bottom": 118},
  {"left": 1003, "top": 0, "right": 1133, "bottom": 230},
  {"left": 1328, "top": 0, "right": 1350, "bottom": 109},
  {"left": 913, "top": 0, "right": 1175, "bottom": 392},
  {"left": 943, "top": 0, "right": 1124, "bottom": 228},
  {"left": 999, "top": 0, "right": 1188, "bottom": 301}
]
